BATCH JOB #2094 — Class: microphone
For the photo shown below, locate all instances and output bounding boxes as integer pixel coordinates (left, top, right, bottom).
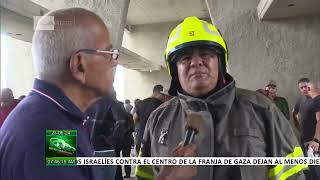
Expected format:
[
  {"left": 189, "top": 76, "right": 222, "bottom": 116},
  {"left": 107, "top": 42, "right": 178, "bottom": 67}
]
[{"left": 183, "top": 112, "right": 204, "bottom": 146}]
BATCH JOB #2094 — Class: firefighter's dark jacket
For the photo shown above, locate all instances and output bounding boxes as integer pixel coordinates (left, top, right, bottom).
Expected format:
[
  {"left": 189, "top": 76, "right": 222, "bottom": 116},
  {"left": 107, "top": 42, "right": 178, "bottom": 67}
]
[{"left": 138, "top": 77, "right": 306, "bottom": 180}]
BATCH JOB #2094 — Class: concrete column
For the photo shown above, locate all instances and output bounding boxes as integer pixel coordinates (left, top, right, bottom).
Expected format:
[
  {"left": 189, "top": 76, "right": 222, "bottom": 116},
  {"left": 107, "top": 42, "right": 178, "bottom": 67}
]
[
  {"left": 205, "top": 0, "right": 320, "bottom": 110},
  {"left": 31, "top": 0, "right": 130, "bottom": 48}
]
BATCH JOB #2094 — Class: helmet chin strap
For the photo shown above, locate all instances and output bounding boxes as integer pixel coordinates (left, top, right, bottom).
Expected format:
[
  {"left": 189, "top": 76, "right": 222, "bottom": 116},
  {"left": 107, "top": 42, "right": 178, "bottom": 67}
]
[{"left": 218, "top": 56, "right": 227, "bottom": 85}]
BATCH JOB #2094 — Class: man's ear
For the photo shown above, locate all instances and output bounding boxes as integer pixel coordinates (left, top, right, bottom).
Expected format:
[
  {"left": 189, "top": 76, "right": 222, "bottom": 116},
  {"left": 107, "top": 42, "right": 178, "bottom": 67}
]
[{"left": 69, "top": 53, "right": 86, "bottom": 84}]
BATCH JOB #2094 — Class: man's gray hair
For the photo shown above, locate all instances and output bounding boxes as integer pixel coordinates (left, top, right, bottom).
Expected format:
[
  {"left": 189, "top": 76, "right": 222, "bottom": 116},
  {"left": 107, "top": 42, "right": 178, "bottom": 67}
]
[{"left": 32, "top": 8, "right": 102, "bottom": 77}]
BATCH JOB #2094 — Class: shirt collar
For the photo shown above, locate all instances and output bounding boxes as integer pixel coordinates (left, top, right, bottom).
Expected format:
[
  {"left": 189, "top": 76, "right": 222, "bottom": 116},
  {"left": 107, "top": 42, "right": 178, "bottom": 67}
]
[{"left": 31, "top": 78, "right": 85, "bottom": 120}]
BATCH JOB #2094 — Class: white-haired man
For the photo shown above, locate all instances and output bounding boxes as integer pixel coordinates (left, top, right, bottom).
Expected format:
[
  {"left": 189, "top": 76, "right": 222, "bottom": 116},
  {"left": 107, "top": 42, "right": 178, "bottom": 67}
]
[{"left": 0, "top": 8, "right": 119, "bottom": 180}]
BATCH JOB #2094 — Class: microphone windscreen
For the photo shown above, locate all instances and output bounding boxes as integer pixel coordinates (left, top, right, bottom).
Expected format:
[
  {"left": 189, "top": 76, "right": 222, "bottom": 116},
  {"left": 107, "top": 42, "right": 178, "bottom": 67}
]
[{"left": 185, "top": 112, "right": 205, "bottom": 133}]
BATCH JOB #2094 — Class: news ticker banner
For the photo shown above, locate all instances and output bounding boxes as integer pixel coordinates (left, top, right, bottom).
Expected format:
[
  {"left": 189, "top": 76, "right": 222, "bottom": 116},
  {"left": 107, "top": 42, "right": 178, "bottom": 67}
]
[
  {"left": 46, "top": 156, "right": 320, "bottom": 166},
  {"left": 76, "top": 157, "right": 320, "bottom": 166},
  {"left": 45, "top": 130, "right": 320, "bottom": 166}
]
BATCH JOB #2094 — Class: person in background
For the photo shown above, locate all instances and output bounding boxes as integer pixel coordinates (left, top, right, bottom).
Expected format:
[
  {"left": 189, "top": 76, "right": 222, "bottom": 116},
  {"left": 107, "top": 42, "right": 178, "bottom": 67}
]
[
  {"left": 153, "top": 84, "right": 164, "bottom": 94},
  {"left": 130, "top": 98, "right": 140, "bottom": 115},
  {"left": 85, "top": 95, "right": 119, "bottom": 180},
  {"left": 18, "top": 95, "right": 26, "bottom": 101},
  {"left": 162, "top": 88, "right": 173, "bottom": 102},
  {"left": 133, "top": 85, "right": 164, "bottom": 155},
  {"left": 121, "top": 113, "right": 134, "bottom": 179},
  {"left": 85, "top": 96, "right": 116, "bottom": 150},
  {"left": 130, "top": 98, "right": 141, "bottom": 157},
  {"left": 302, "top": 80, "right": 320, "bottom": 179},
  {"left": 0, "top": 88, "right": 19, "bottom": 128},
  {"left": 256, "top": 88, "right": 270, "bottom": 99},
  {"left": 109, "top": 90, "right": 134, "bottom": 180},
  {"left": 85, "top": 88, "right": 134, "bottom": 180},
  {"left": 265, "top": 82, "right": 290, "bottom": 120},
  {"left": 124, "top": 99, "right": 133, "bottom": 113},
  {"left": 293, "top": 78, "right": 311, "bottom": 130}
]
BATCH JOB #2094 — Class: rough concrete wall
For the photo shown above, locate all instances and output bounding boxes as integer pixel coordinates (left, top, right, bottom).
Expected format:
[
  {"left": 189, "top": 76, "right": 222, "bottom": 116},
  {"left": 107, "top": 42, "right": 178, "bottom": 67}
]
[
  {"left": 121, "top": 22, "right": 177, "bottom": 100},
  {"left": 64, "top": 0, "right": 129, "bottom": 48},
  {"left": 122, "top": 67, "right": 171, "bottom": 101},
  {"left": 31, "top": 0, "right": 129, "bottom": 47},
  {"left": 206, "top": 0, "right": 320, "bottom": 111},
  {"left": 122, "top": 22, "right": 178, "bottom": 67}
]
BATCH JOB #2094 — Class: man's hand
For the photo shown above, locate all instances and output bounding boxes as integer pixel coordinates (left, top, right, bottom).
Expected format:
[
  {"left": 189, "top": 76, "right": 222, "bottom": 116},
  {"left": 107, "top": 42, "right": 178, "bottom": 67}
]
[
  {"left": 292, "top": 112, "right": 300, "bottom": 130},
  {"left": 311, "top": 112, "right": 320, "bottom": 152},
  {"left": 157, "top": 144, "right": 197, "bottom": 180},
  {"left": 309, "top": 141, "right": 319, "bottom": 152},
  {"left": 133, "top": 112, "right": 139, "bottom": 124},
  {"left": 293, "top": 121, "right": 300, "bottom": 130}
]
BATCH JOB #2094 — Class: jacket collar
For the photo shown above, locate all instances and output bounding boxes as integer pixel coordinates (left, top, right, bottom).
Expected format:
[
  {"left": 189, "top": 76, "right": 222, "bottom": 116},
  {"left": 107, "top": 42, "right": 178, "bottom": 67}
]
[
  {"left": 31, "top": 78, "right": 85, "bottom": 121},
  {"left": 178, "top": 75, "right": 236, "bottom": 112}
]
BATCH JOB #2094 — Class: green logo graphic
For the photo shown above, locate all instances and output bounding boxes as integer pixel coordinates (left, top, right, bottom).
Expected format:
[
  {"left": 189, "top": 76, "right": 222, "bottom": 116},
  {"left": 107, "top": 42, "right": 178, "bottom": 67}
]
[{"left": 46, "top": 130, "right": 77, "bottom": 166}]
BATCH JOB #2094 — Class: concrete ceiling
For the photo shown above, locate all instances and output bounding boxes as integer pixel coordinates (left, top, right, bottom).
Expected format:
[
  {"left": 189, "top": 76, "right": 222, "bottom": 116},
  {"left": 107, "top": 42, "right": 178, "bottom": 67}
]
[
  {"left": 258, "top": 0, "right": 320, "bottom": 20},
  {"left": 119, "top": 47, "right": 161, "bottom": 71},
  {"left": 0, "top": 0, "right": 47, "bottom": 42},
  {"left": 0, "top": 0, "right": 47, "bottom": 19},
  {"left": 0, "top": 7, "right": 33, "bottom": 42},
  {"left": 127, "top": 0, "right": 210, "bottom": 25}
]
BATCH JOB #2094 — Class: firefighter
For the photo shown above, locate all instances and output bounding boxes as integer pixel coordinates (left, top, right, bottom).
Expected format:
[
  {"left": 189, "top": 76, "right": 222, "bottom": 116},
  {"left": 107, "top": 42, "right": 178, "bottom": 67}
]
[{"left": 136, "top": 16, "right": 307, "bottom": 180}]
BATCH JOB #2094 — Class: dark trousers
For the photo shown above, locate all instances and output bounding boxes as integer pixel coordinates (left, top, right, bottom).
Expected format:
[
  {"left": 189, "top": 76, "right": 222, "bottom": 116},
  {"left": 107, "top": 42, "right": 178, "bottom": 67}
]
[
  {"left": 115, "top": 147, "right": 132, "bottom": 179},
  {"left": 115, "top": 149, "right": 123, "bottom": 180},
  {"left": 122, "top": 145, "right": 132, "bottom": 177},
  {"left": 135, "top": 134, "right": 142, "bottom": 155},
  {"left": 302, "top": 143, "right": 320, "bottom": 180}
]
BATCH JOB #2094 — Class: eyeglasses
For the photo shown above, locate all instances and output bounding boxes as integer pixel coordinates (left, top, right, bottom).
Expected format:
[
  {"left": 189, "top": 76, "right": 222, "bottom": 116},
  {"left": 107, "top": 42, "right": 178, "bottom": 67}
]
[{"left": 76, "top": 48, "right": 120, "bottom": 61}]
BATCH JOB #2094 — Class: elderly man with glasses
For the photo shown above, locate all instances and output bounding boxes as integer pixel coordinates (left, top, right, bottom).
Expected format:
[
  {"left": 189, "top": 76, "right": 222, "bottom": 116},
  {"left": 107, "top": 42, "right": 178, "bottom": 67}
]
[{"left": 0, "top": 8, "right": 119, "bottom": 180}]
